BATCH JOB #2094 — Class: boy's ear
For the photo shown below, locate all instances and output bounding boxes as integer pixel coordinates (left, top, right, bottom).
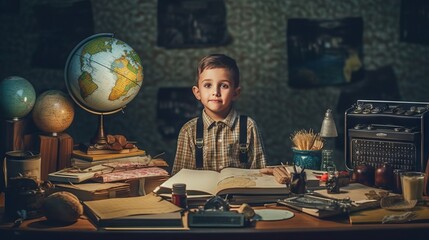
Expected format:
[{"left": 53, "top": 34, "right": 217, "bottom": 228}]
[
  {"left": 192, "top": 86, "right": 201, "bottom": 100},
  {"left": 233, "top": 87, "right": 241, "bottom": 100}
]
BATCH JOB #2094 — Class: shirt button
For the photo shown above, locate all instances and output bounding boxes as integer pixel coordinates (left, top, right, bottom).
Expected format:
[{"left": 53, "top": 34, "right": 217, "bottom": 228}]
[
  {"left": 218, "top": 139, "right": 223, "bottom": 143},
  {"left": 219, "top": 165, "right": 224, "bottom": 170}
]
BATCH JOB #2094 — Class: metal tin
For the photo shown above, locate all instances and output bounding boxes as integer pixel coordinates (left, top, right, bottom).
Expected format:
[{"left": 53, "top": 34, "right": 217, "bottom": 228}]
[{"left": 4, "top": 151, "right": 41, "bottom": 186}]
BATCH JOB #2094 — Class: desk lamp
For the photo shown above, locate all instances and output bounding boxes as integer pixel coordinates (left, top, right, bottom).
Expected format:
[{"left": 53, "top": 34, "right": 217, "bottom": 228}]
[{"left": 319, "top": 109, "right": 338, "bottom": 171}]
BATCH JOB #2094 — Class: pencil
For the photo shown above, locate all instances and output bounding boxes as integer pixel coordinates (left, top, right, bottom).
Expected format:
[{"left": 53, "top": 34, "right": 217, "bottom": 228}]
[{"left": 280, "top": 162, "right": 291, "bottom": 175}]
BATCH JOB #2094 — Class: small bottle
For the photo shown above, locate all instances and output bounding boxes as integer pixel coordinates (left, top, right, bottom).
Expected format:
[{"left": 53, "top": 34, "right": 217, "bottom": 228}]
[{"left": 172, "top": 183, "right": 187, "bottom": 209}]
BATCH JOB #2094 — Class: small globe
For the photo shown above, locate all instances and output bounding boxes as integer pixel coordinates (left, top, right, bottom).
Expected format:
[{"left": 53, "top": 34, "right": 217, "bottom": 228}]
[
  {"left": 0, "top": 76, "right": 36, "bottom": 120},
  {"left": 32, "top": 90, "right": 75, "bottom": 136},
  {"left": 64, "top": 33, "right": 143, "bottom": 114}
]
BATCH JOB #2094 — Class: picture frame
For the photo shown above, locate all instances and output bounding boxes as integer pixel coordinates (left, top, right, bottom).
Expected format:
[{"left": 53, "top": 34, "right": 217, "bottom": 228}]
[
  {"left": 157, "top": 0, "right": 231, "bottom": 48},
  {"left": 287, "top": 17, "right": 364, "bottom": 88}
]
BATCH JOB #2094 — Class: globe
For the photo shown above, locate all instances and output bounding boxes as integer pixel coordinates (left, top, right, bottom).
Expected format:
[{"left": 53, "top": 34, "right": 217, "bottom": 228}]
[
  {"left": 64, "top": 33, "right": 143, "bottom": 114},
  {"left": 0, "top": 76, "right": 36, "bottom": 120},
  {"left": 32, "top": 90, "right": 75, "bottom": 136}
]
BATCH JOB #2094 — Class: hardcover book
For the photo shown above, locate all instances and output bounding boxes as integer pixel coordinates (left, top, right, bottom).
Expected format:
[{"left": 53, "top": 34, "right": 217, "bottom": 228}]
[
  {"left": 83, "top": 193, "right": 184, "bottom": 229},
  {"left": 47, "top": 164, "right": 112, "bottom": 183},
  {"left": 53, "top": 182, "right": 131, "bottom": 201},
  {"left": 72, "top": 149, "right": 146, "bottom": 162},
  {"left": 92, "top": 167, "right": 169, "bottom": 183}
]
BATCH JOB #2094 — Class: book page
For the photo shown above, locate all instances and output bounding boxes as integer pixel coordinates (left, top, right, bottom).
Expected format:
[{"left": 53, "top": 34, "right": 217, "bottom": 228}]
[
  {"left": 215, "top": 168, "right": 289, "bottom": 195},
  {"left": 157, "top": 168, "right": 220, "bottom": 195}
]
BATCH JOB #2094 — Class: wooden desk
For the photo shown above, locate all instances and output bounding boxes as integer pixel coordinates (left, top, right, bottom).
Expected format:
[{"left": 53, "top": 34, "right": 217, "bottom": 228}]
[{"left": 1, "top": 193, "right": 429, "bottom": 240}]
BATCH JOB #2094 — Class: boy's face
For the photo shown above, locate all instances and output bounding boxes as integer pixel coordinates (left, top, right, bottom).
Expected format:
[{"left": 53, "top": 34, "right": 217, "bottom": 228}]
[{"left": 192, "top": 68, "right": 240, "bottom": 120}]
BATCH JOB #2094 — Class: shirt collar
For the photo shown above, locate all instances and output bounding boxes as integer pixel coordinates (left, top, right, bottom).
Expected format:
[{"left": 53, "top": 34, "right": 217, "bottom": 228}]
[{"left": 202, "top": 109, "right": 238, "bottom": 130}]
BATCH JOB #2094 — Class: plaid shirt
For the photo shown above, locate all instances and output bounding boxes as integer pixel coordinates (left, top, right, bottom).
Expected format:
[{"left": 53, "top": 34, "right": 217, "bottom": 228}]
[{"left": 172, "top": 109, "right": 266, "bottom": 175}]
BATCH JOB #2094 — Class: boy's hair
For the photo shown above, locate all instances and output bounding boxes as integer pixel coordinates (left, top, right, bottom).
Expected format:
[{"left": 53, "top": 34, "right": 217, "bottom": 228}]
[{"left": 196, "top": 54, "right": 240, "bottom": 87}]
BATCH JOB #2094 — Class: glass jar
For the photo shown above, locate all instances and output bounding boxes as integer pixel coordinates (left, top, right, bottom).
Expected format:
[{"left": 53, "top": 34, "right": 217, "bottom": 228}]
[
  {"left": 172, "top": 183, "right": 187, "bottom": 209},
  {"left": 321, "top": 149, "right": 335, "bottom": 171}
]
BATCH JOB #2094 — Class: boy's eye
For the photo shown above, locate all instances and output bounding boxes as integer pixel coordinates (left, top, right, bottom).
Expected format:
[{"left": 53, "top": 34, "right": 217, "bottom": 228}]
[
  {"left": 203, "top": 83, "right": 212, "bottom": 88},
  {"left": 220, "top": 83, "right": 230, "bottom": 89}
]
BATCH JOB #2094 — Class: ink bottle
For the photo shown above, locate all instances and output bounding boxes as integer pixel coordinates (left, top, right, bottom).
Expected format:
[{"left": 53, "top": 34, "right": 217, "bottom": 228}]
[{"left": 172, "top": 183, "right": 187, "bottom": 209}]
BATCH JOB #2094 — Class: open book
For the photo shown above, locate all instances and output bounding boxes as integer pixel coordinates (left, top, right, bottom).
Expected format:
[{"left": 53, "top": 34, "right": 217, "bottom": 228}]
[{"left": 154, "top": 168, "right": 290, "bottom": 199}]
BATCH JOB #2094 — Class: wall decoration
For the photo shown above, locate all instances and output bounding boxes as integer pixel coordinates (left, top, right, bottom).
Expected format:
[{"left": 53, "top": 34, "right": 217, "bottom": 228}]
[
  {"left": 400, "top": 0, "right": 429, "bottom": 45},
  {"left": 157, "top": 0, "right": 231, "bottom": 48},
  {"left": 287, "top": 17, "right": 364, "bottom": 88},
  {"left": 157, "top": 87, "right": 202, "bottom": 139}
]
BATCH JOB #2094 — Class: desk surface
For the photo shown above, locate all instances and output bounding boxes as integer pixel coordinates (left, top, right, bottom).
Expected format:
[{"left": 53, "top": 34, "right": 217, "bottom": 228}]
[{"left": 1, "top": 193, "right": 429, "bottom": 240}]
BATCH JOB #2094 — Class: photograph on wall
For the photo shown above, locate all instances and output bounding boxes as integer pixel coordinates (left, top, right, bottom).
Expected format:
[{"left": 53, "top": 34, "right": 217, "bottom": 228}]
[
  {"left": 287, "top": 17, "right": 364, "bottom": 88},
  {"left": 157, "top": 0, "right": 231, "bottom": 48}
]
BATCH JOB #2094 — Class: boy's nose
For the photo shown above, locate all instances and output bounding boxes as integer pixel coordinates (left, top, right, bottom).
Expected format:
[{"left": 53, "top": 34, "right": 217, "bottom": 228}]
[{"left": 213, "top": 88, "right": 221, "bottom": 96}]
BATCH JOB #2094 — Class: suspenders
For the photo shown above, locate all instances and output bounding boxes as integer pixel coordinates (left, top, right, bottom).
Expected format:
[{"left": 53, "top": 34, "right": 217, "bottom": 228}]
[{"left": 195, "top": 115, "right": 248, "bottom": 169}]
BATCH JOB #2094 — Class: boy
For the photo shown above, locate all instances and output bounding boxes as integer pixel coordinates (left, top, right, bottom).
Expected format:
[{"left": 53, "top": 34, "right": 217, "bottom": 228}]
[{"left": 171, "top": 54, "right": 266, "bottom": 175}]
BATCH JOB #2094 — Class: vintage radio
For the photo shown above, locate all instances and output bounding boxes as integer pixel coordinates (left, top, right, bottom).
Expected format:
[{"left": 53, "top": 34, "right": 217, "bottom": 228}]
[{"left": 344, "top": 100, "right": 429, "bottom": 172}]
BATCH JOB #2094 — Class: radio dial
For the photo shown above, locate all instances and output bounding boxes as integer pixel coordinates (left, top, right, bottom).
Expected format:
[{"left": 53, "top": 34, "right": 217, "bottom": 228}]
[{"left": 394, "top": 127, "right": 404, "bottom": 132}]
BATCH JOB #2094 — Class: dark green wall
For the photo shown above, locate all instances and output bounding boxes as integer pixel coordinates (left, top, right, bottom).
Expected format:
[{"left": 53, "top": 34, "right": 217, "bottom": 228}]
[{"left": 1, "top": 0, "right": 429, "bottom": 170}]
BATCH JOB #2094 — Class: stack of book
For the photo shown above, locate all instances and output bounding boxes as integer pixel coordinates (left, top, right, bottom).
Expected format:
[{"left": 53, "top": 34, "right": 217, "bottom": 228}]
[
  {"left": 48, "top": 149, "right": 170, "bottom": 184},
  {"left": 70, "top": 149, "right": 149, "bottom": 168}
]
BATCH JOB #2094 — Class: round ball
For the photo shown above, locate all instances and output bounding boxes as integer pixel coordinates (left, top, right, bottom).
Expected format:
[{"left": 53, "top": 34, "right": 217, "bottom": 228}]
[
  {"left": 0, "top": 76, "right": 36, "bottom": 120},
  {"left": 43, "top": 191, "right": 83, "bottom": 224},
  {"left": 32, "top": 90, "right": 75, "bottom": 135}
]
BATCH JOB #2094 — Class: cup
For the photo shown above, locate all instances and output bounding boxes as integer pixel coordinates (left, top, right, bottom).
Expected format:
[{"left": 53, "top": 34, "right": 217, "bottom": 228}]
[
  {"left": 400, "top": 171, "right": 425, "bottom": 202},
  {"left": 292, "top": 148, "right": 321, "bottom": 170}
]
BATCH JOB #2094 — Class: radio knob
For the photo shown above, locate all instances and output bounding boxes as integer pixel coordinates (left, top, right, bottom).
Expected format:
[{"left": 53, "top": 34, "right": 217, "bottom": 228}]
[
  {"left": 394, "top": 108, "right": 405, "bottom": 115},
  {"left": 354, "top": 124, "right": 365, "bottom": 130},
  {"left": 405, "top": 127, "right": 415, "bottom": 133},
  {"left": 405, "top": 110, "right": 415, "bottom": 116},
  {"left": 394, "top": 127, "right": 404, "bottom": 132},
  {"left": 416, "top": 107, "right": 427, "bottom": 113},
  {"left": 362, "top": 108, "right": 371, "bottom": 114},
  {"left": 367, "top": 124, "right": 375, "bottom": 130},
  {"left": 371, "top": 107, "right": 381, "bottom": 114},
  {"left": 353, "top": 108, "right": 362, "bottom": 114}
]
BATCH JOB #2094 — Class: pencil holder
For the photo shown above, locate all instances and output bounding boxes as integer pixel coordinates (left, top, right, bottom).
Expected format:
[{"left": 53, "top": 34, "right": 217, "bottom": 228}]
[{"left": 292, "top": 148, "right": 321, "bottom": 170}]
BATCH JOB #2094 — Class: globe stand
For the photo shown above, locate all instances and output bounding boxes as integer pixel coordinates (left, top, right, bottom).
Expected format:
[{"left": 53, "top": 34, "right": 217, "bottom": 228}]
[
  {"left": 87, "top": 114, "right": 111, "bottom": 153},
  {"left": 94, "top": 114, "right": 107, "bottom": 145}
]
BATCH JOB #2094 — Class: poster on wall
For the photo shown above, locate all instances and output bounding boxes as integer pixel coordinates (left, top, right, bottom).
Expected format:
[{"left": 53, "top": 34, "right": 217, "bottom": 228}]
[
  {"left": 157, "top": 87, "right": 202, "bottom": 139},
  {"left": 287, "top": 17, "right": 364, "bottom": 88},
  {"left": 157, "top": 0, "right": 231, "bottom": 48}
]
